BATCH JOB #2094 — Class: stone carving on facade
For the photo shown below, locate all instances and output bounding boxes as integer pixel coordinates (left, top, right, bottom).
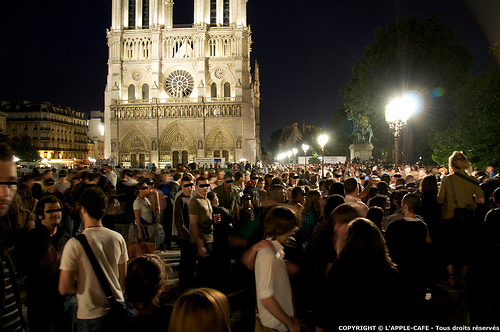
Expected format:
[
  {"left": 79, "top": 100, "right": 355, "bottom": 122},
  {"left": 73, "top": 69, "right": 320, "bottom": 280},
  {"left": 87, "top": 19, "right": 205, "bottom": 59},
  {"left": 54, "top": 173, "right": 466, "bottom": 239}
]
[
  {"left": 110, "top": 104, "right": 242, "bottom": 120},
  {"left": 146, "top": 65, "right": 152, "bottom": 72},
  {"left": 158, "top": 122, "right": 197, "bottom": 162},
  {"left": 227, "top": 63, "right": 233, "bottom": 70},
  {"left": 152, "top": 140, "right": 157, "bottom": 150},
  {"left": 214, "top": 68, "right": 225, "bottom": 79},
  {"left": 198, "top": 140, "right": 203, "bottom": 149},
  {"left": 111, "top": 141, "right": 116, "bottom": 152},
  {"left": 236, "top": 139, "right": 242, "bottom": 149},
  {"left": 351, "top": 116, "right": 374, "bottom": 144},
  {"left": 132, "top": 70, "right": 142, "bottom": 81}
]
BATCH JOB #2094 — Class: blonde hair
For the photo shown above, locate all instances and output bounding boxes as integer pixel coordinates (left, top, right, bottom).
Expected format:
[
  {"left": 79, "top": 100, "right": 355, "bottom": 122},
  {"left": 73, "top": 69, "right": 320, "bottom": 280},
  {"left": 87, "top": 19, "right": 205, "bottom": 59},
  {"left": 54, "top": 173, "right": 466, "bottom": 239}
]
[
  {"left": 449, "top": 151, "right": 471, "bottom": 174},
  {"left": 168, "top": 288, "right": 231, "bottom": 332}
]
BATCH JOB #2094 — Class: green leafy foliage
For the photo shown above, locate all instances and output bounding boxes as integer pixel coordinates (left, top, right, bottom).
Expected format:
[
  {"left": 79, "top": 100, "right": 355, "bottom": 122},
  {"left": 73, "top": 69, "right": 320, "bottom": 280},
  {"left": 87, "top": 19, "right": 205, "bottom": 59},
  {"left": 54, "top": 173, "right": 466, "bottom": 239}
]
[
  {"left": 9, "top": 133, "right": 39, "bottom": 162},
  {"left": 431, "top": 59, "right": 500, "bottom": 169},
  {"left": 339, "top": 15, "right": 474, "bottom": 162}
]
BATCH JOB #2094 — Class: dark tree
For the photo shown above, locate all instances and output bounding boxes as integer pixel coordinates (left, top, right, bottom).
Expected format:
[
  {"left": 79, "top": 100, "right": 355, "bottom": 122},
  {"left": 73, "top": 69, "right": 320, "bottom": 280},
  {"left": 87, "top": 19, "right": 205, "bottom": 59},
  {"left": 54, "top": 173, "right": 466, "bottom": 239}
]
[
  {"left": 339, "top": 15, "right": 474, "bottom": 161},
  {"left": 10, "top": 133, "right": 39, "bottom": 162},
  {"left": 431, "top": 52, "right": 500, "bottom": 169}
]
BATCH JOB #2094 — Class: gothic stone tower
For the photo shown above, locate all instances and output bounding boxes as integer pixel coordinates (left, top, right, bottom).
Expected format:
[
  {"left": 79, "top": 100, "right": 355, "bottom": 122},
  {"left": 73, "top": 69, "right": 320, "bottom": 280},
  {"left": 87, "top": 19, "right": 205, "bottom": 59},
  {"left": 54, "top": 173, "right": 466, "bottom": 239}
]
[{"left": 104, "top": 0, "right": 261, "bottom": 167}]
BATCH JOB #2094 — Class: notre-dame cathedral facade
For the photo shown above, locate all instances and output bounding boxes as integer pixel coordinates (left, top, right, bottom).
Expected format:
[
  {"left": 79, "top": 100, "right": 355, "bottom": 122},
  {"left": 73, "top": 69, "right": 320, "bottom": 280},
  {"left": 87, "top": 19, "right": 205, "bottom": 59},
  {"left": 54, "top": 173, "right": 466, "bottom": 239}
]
[{"left": 104, "top": 0, "right": 261, "bottom": 167}]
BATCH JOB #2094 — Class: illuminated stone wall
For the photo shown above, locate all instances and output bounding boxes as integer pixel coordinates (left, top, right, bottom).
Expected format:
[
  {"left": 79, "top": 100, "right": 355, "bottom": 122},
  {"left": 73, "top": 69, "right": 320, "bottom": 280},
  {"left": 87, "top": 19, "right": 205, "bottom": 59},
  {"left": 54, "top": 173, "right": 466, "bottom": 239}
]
[{"left": 104, "top": 0, "right": 260, "bottom": 167}]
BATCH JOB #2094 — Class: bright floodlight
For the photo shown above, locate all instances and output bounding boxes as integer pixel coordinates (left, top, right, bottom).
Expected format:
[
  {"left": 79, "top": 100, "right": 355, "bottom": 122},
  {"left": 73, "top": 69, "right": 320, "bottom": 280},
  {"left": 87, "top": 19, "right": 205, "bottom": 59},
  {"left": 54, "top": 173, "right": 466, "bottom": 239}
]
[
  {"left": 292, "top": 148, "right": 298, "bottom": 155},
  {"left": 385, "top": 91, "right": 423, "bottom": 124},
  {"left": 287, "top": 151, "right": 292, "bottom": 158},
  {"left": 318, "top": 134, "right": 328, "bottom": 149},
  {"left": 302, "top": 144, "right": 309, "bottom": 153}
]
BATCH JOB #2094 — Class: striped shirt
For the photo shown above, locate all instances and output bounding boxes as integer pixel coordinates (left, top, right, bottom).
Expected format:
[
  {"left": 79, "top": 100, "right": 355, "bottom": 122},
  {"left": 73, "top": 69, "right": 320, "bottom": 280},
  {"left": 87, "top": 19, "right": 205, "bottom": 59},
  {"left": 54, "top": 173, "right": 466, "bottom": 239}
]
[{"left": 1, "top": 260, "right": 24, "bottom": 332}]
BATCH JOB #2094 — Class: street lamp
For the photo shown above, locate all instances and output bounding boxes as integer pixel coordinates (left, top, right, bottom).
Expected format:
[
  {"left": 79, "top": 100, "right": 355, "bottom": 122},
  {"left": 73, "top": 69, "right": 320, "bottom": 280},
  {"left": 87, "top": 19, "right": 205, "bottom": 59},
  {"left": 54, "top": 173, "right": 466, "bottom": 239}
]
[
  {"left": 385, "top": 92, "right": 420, "bottom": 166},
  {"left": 301, "top": 144, "right": 309, "bottom": 164},
  {"left": 292, "top": 148, "right": 298, "bottom": 165},
  {"left": 318, "top": 134, "right": 328, "bottom": 179}
]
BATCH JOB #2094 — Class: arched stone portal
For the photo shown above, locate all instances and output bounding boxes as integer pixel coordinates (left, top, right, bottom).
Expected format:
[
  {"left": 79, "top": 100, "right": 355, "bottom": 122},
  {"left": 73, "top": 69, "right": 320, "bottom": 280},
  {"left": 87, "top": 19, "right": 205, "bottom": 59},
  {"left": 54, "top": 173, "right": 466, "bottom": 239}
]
[
  {"left": 205, "top": 124, "right": 235, "bottom": 162},
  {"left": 159, "top": 121, "right": 197, "bottom": 165},
  {"left": 120, "top": 126, "right": 151, "bottom": 167}
]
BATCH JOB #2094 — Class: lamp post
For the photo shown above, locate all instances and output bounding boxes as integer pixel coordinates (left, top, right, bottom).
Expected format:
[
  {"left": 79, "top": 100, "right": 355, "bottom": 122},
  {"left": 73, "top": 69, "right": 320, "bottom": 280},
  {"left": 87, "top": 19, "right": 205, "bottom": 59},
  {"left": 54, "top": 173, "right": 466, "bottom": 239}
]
[
  {"left": 318, "top": 134, "right": 328, "bottom": 179},
  {"left": 301, "top": 144, "right": 309, "bottom": 164},
  {"left": 385, "top": 93, "right": 419, "bottom": 166},
  {"left": 292, "top": 148, "right": 298, "bottom": 165},
  {"left": 287, "top": 151, "right": 292, "bottom": 165}
]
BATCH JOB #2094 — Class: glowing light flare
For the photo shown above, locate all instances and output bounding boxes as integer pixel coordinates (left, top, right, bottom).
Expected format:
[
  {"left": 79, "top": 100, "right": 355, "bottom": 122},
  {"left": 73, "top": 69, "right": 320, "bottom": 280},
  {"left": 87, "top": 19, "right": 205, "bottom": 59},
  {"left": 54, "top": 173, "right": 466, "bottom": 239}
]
[
  {"left": 292, "top": 148, "right": 298, "bottom": 156},
  {"left": 100, "top": 124, "right": 105, "bottom": 136},
  {"left": 287, "top": 151, "right": 292, "bottom": 158},
  {"left": 318, "top": 134, "right": 328, "bottom": 149},
  {"left": 302, "top": 144, "right": 309, "bottom": 153},
  {"left": 431, "top": 87, "right": 445, "bottom": 98},
  {"left": 385, "top": 91, "right": 424, "bottom": 125}
]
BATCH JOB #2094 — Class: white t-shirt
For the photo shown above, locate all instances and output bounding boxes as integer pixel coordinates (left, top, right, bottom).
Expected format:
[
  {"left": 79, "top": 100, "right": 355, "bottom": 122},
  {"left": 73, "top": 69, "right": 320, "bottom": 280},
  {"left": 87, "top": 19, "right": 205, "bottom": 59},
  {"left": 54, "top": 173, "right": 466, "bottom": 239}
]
[
  {"left": 254, "top": 240, "right": 294, "bottom": 332},
  {"left": 59, "top": 227, "right": 128, "bottom": 319},
  {"left": 133, "top": 196, "right": 153, "bottom": 224}
]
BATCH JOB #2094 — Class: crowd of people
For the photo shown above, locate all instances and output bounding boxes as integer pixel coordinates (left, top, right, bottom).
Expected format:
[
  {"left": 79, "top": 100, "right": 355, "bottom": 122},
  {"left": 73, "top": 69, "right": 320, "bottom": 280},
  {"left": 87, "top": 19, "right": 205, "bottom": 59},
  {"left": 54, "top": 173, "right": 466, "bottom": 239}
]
[{"left": 1, "top": 140, "right": 500, "bottom": 331}]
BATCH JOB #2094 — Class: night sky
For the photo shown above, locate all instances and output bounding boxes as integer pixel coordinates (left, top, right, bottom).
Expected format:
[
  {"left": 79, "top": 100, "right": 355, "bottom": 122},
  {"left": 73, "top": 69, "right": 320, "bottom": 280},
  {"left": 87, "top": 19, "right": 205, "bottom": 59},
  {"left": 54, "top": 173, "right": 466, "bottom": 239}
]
[{"left": 1, "top": 0, "right": 498, "bottom": 146}]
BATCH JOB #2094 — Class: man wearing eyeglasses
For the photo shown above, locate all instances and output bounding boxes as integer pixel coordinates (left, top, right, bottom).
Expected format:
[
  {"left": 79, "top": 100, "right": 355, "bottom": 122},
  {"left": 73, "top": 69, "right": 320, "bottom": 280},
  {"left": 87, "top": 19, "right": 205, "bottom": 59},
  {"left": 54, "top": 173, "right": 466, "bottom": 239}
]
[
  {"left": 189, "top": 176, "right": 216, "bottom": 287},
  {"left": 0, "top": 142, "right": 26, "bottom": 331},
  {"left": 17, "top": 195, "right": 73, "bottom": 331},
  {"left": 174, "top": 176, "right": 196, "bottom": 290}
]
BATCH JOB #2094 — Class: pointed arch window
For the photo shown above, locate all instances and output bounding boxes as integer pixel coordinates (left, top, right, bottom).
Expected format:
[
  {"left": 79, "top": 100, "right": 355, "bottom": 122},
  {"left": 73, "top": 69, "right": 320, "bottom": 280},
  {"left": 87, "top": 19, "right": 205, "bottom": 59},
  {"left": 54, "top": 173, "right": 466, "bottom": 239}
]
[
  {"left": 210, "top": 39, "right": 216, "bottom": 57},
  {"left": 223, "top": 0, "right": 230, "bottom": 26},
  {"left": 211, "top": 83, "right": 217, "bottom": 98},
  {"left": 222, "top": 150, "right": 229, "bottom": 160},
  {"left": 142, "top": 0, "right": 149, "bottom": 28},
  {"left": 128, "top": 84, "right": 136, "bottom": 100},
  {"left": 128, "top": 0, "right": 136, "bottom": 28},
  {"left": 224, "top": 82, "right": 230, "bottom": 98},
  {"left": 210, "top": 0, "right": 217, "bottom": 26},
  {"left": 142, "top": 83, "right": 149, "bottom": 100}
]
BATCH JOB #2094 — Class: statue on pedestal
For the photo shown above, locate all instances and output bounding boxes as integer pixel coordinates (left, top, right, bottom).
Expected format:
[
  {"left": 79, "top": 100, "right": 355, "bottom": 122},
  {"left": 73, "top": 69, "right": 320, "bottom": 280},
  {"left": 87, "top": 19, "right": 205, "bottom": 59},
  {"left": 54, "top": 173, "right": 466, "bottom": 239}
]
[{"left": 351, "top": 115, "right": 374, "bottom": 144}]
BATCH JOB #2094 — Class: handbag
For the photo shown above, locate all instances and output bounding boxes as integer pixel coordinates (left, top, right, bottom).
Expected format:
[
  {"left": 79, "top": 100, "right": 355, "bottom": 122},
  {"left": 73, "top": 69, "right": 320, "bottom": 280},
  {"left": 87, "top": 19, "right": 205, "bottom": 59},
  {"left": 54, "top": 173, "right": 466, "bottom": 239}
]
[{"left": 76, "top": 234, "right": 134, "bottom": 323}]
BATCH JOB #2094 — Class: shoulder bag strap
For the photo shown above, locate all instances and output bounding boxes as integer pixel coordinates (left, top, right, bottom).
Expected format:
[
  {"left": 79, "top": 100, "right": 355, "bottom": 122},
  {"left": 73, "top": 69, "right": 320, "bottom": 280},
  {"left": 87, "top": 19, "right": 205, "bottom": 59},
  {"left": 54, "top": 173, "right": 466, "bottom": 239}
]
[
  {"left": 454, "top": 172, "right": 480, "bottom": 186},
  {"left": 76, "top": 234, "right": 114, "bottom": 299}
]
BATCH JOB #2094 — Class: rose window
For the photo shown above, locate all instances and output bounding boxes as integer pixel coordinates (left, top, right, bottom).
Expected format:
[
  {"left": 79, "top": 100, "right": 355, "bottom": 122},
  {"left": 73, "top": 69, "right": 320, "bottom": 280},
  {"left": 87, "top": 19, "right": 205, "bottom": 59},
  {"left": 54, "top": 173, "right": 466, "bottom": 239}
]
[{"left": 165, "top": 70, "right": 194, "bottom": 98}]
